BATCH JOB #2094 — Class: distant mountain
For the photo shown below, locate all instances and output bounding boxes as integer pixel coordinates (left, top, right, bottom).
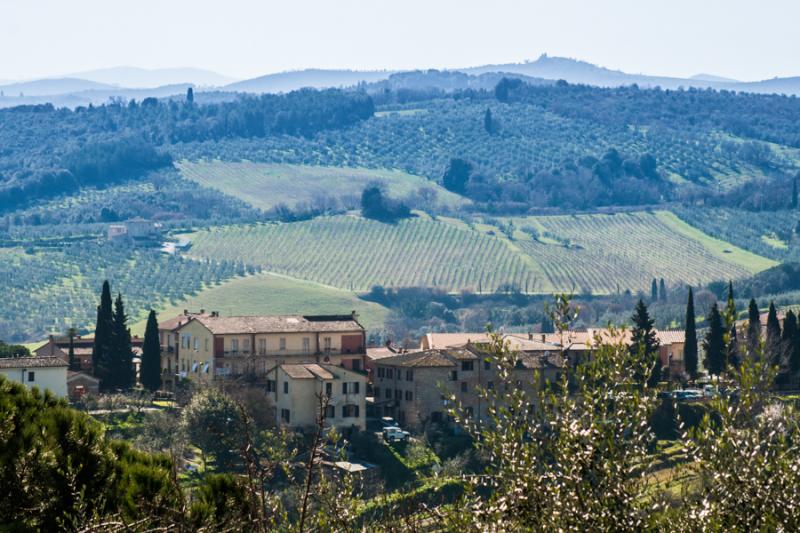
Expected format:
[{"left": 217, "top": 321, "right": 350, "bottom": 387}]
[
  {"left": 0, "top": 83, "right": 193, "bottom": 109},
  {"left": 690, "top": 73, "right": 739, "bottom": 83},
  {"left": 70, "top": 66, "right": 236, "bottom": 88},
  {"left": 0, "top": 78, "right": 116, "bottom": 96},
  {"left": 363, "top": 69, "right": 550, "bottom": 94},
  {"left": 225, "top": 69, "right": 393, "bottom": 93}
]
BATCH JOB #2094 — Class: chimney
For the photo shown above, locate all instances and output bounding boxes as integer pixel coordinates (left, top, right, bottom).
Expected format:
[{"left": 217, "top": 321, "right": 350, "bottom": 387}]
[
  {"left": 183, "top": 309, "right": 188, "bottom": 316},
  {"left": 528, "top": 331, "right": 533, "bottom": 341},
  {"left": 541, "top": 334, "right": 546, "bottom": 343},
  {"left": 200, "top": 309, "right": 205, "bottom": 314}
]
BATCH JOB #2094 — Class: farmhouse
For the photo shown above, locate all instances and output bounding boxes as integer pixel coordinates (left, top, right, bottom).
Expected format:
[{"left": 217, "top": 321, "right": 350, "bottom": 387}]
[
  {"left": 373, "top": 343, "right": 564, "bottom": 430},
  {"left": 0, "top": 356, "right": 68, "bottom": 398},
  {"left": 35, "top": 334, "right": 144, "bottom": 375},
  {"left": 168, "top": 311, "right": 367, "bottom": 384},
  {"left": 273, "top": 363, "right": 367, "bottom": 433}
]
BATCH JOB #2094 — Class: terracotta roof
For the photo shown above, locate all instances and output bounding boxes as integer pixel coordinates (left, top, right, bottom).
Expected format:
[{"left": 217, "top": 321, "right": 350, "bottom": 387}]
[
  {"left": 376, "top": 349, "right": 456, "bottom": 368},
  {"left": 366, "top": 347, "right": 400, "bottom": 361},
  {"left": 280, "top": 363, "right": 335, "bottom": 380},
  {"left": 159, "top": 312, "right": 211, "bottom": 332},
  {"left": 656, "top": 330, "right": 686, "bottom": 344},
  {"left": 0, "top": 356, "right": 68, "bottom": 369},
  {"left": 190, "top": 315, "right": 363, "bottom": 335},
  {"left": 421, "top": 333, "right": 492, "bottom": 349}
]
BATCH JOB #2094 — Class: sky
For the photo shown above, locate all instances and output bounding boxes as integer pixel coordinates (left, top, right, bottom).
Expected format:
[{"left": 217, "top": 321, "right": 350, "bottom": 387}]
[{"left": 0, "top": 0, "right": 798, "bottom": 82}]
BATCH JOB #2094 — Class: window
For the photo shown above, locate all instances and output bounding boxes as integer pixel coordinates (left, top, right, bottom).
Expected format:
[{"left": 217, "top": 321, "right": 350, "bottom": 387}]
[
  {"left": 406, "top": 370, "right": 413, "bottom": 381},
  {"left": 283, "top": 381, "right": 289, "bottom": 394},
  {"left": 342, "top": 404, "right": 360, "bottom": 418},
  {"left": 302, "top": 337, "right": 310, "bottom": 354},
  {"left": 325, "top": 405, "right": 335, "bottom": 418},
  {"left": 377, "top": 367, "right": 385, "bottom": 378},
  {"left": 484, "top": 360, "right": 491, "bottom": 371},
  {"left": 374, "top": 386, "right": 380, "bottom": 398},
  {"left": 266, "top": 380, "right": 276, "bottom": 392},
  {"left": 405, "top": 390, "right": 413, "bottom": 401},
  {"left": 259, "top": 339, "right": 266, "bottom": 355},
  {"left": 461, "top": 381, "right": 468, "bottom": 392},
  {"left": 231, "top": 338, "right": 239, "bottom": 353},
  {"left": 462, "top": 361, "right": 474, "bottom": 371},
  {"left": 243, "top": 338, "right": 251, "bottom": 352},
  {"left": 451, "top": 371, "right": 458, "bottom": 381},
  {"left": 342, "top": 382, "right": 348, "bottom": 394},
  {"left": 193, "top": 337, "right": 199, "bottom": 351},
  {"left": 386, "top": 368, "right": 393, "bottom": 379},
  {"left": 323, "top": 337, "right": 332, "bottom": 351},
  {"left": 279, "top": 337, "right": 286, "bottom": 351},
  {"left": 205, "top": 338, "right": 209, "bottom": 352},
  {"left": 352, "top": 359, "right": 361, "bottom": 371},
  {"left": 27, "top": 371, "right": 35, "bottom": 382},
  {"left": 325, "top": 382, "right": 332, "bottom": 396},
  {"left": 385, "top": 389, "right": 391, "bottom": 399},
  {"left": 395, "top": 389, "right": 402, "bottom": 400},
  {"left": 353, "top": 382, "right": 360, "bottom": 394},
  {"left": 281, "top": 409, "right": 290, "bottom": 423}
]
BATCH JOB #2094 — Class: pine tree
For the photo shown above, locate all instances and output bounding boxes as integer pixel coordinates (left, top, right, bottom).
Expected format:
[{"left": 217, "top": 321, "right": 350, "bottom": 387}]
[
  {"left": 630, "top": 299, "right": 661, "bottom": 387},
  {"left": 92, "top": 281, "right": 114, "bottom": 388},
  {"left": 703, "top": 303, "right": 726, "bottom": 377},
  {"left": 67, "top": 327, "right": 79, "bottom": 372},
  {"left": 484, "top": 108, "right": 493, "bottom": 134},
  {"left": 112, "top": 293, "right": 135, "bottom": 389},
  {"left": 747, "top": 298, "right": 762, "bottom": 359},
  {"left": 684, "top": 288, "right": 698, "bottom": 379},
  {"left": 724, "top": 281, "right": 738, "bottom": 368},
  {"left": 140, "top": 310, "right": 161, "bottom": 392},
  {"left": 650, "top": 279, "right": 658, "bottom": 302},
  {"left": 658, "top": 278, "right": 667, "bottom": 301},
  {"left": 766, "top": 301, "right": 782, "bottom": 366}
]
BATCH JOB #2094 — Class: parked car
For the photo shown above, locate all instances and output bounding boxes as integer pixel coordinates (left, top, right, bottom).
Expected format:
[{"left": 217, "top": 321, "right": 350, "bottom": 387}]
[
  {"left": 380, "top": 416, "right": 399, "bottom": 428},
  {"left": 382, "top": 426, "right": 410, "bottom": 443}
]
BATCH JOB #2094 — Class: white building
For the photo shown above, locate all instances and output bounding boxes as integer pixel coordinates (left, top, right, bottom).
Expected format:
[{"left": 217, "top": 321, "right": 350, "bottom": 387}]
[
  {"left": 273, "top": 363, "right": 367, "bottom": 433},
  {"left": 0, "top": 356, "right": 68, "bottom": 398}
]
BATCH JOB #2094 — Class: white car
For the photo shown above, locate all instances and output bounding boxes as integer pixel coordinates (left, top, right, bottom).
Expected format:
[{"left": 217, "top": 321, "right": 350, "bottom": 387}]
[{"left": 382, "top": 426, "right": 411, "bottom": 443}]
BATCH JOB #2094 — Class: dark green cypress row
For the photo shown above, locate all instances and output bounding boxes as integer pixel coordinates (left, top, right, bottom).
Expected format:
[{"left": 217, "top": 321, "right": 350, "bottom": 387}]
[
  {"left": 703, "top": 303, "right": 726, "bottom": 377},
  {"left": 747, "top": 298, "right": 762, "bottom": 359},
  {"left": 112, "top": 293, "right": 135, "bottom": 389},
  {"left": 140, "top": 310, "right": 162, "bottom": 392},
  {"left": 684, "top": 288, "right": 698, "bottom": 379},
  {"left": 92, "top": 280, "right": 114, "bottom": 388}
]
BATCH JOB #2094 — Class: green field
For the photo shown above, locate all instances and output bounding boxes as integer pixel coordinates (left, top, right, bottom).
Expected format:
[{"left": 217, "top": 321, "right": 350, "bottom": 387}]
[
  {"left": 177, "top": 161, "right": 468, "bottom": 211},
  {"left": 184, "top": 211, "right": 774, "bottom": 295},
  {"left": 131, "top": 271, "right": 390, "bottom": 335}
]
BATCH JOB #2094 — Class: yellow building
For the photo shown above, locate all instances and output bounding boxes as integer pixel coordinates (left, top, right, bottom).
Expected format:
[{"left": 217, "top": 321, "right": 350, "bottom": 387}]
[
  {"left": 170, "top": 312, "right": 367, "bottom": 383},
  {"left": 274, "top": 363, "right": 367, "bottom": 433}
]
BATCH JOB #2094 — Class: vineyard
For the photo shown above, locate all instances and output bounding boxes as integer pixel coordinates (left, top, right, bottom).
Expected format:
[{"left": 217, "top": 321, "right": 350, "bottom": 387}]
[
  {"left": 184, "top": 212, "right": 773, "bottom": 296},
  {"left": 177, "top": 161, "right": 467, "bottom": 212},
  {"left": 510, "top": 211, "right": 774, "bottom": 294},
  {"left": 0, "top": 243, "right": 241, "bottom": 342},
  {"left": 131, "top": 271, "right": 391, "bottom": 337},
  {"left": 184, "top": 215, "right": 546, "bottom": 293}
]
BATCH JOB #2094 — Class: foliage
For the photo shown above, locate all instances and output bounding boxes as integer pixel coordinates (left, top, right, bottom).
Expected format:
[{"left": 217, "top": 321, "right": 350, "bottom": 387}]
[
  {"left": 703, "top": 303, "right": 726, "bottom": 376},
  {"left": 0, "top": 340, "right": 30, "bottom": 357},
  {"left": 684, "top": 288, "right": 698, "bottom": 379},
  {"left": 181, "top": 387, "right": 246, "bottom": 471},
  {"left": 360, "top": 184, "right": 411, "bottom": 222},
  {"left": 631, "top": 299, "right": 662, "bottom": 387}
]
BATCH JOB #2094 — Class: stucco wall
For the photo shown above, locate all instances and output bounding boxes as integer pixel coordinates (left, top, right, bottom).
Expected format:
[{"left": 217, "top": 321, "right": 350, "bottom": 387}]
[{"left": 0, "top": 366, "right": 67, "bottom": 398}]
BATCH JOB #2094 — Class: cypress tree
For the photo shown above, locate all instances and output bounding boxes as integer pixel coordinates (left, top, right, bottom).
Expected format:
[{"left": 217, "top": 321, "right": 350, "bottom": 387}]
[
  {"left": 484, "top": 108, "right": 493, "bottom": 134},
  {"left": 790, "top": 311, "right": 800, "bottom": 377},
  {"left": 630, "top": 299, "right": 661, "bottom": 387},
  {"left": 724, "top": 281, "right": 736, "bottom": 328},
  {"left": 141, "top": 310, "right": 161, "bottom": 392},
  {"left": 651, "top": 279, "right": 658, "bottom": 302},
  {"left": 658, "top": 278, "right": 667, "bottom": 301},
  {"left": 793, "top": 174, "right": 798, "bottom": 209},
  {"left": 684, "top": 288, "right": 698, "bottom": 379},
  {"left": 703, "top": 303, "right": 726, "bottom": 377},
  {"left": 724, "top": 281, "right": 738, "bottom": 367},
  {"left": 67, "top": 327, "right": 79, "bottom": 372},
  {"left": 780, "top": 311, "right": 798, "bottom": 384},
  {"left": 766, "top": 302, "right": 782, "bottom": 366},
  {"left": 92, "top": 281, "right": 114, "bottom": 388},
  {"left": 186, "top": 86, "right": 194, "bottom": 104},
  {"left": 747, "top": 298, "right": 762, "bottom": 359},
  {"left": 112, "top": 293, "right": 135, "bottom": 389}
]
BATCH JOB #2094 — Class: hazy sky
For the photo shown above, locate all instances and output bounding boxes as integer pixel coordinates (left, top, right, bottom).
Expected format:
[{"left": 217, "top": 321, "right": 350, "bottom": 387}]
[{"left": 1, "top": 0, "right": 798, "bottom": 82}]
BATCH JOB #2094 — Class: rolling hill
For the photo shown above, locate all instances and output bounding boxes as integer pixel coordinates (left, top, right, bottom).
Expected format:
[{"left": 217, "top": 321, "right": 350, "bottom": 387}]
[
  {"left": 225, "top": 69, "right": 392, "bottom": 93},
  {"left": 182, "top": 212, "right": 774, "bottom": 296},
  {"left": 176, "top": 161, "right": 469, "bottom": 212}
]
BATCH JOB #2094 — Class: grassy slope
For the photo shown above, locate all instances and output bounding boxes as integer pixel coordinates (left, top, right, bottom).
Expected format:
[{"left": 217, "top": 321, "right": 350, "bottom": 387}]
[
  {"left": 655, "top": 211, "right": 776, "bottom": 272},
  {"left": 184, "top": 212, "right": 774, "bottom": 295},
  {"left": 130, "top": 271, "right": 390, "bottom": 335},
  {"left": 177, "top": 161, "right": 467, "bottom": 211}
]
